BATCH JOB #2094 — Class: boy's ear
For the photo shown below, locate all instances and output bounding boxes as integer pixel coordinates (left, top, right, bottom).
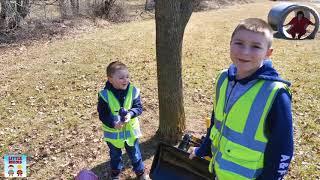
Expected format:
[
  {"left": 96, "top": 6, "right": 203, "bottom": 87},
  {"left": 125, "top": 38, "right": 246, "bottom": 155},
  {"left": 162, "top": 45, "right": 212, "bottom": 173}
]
[{"left": 266, "top": 48, "right": 273, "bottom": 57}]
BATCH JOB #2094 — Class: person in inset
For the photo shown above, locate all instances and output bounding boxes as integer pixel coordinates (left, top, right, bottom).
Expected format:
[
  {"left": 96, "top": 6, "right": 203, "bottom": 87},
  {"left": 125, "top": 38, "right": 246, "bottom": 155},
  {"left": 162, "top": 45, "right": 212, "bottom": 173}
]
[
  {"left": 97, "top": 61, "right": 148, "bottom": 180},
  {"left": 284, "top": 11, "right": 315, "bottom": 39},
  {"left": 189, "top": 18, "right": 293, "bottom": 180},
  {"left": 16, "top": 164, "right": 23, "bottom": 176},
  {"left": 7, "top": 165, "right": 14, "bottom": 176}
]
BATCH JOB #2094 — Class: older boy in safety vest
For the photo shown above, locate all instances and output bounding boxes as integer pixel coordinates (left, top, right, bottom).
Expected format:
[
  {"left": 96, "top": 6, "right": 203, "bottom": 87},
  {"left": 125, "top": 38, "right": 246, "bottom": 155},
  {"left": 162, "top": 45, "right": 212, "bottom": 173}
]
[
  {"left": 98, "top": 61, "right": 148, "bottom": 180},
  {"left": 189, "top": 18, "right": 293, "bottom": 180}
]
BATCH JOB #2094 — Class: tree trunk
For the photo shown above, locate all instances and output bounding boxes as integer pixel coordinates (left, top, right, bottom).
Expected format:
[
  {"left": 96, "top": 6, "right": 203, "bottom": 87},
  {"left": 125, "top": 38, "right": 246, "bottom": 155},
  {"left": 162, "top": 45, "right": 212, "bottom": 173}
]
[
  {"left": 18, "top": 0, "right": 29, "bottom": 18},
  {"left": 155, "top": 0, "right": 193, "bottom": 144}
]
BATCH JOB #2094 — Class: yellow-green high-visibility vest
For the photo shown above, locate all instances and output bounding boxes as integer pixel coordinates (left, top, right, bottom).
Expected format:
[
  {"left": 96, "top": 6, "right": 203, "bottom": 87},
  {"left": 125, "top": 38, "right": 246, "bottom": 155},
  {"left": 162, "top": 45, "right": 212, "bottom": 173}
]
[
  {"left": 99, "top": 85, "right": 142, "bottom": 149},
  {"left": 209, "top": 70, "right": 290, "bottom": 180}
]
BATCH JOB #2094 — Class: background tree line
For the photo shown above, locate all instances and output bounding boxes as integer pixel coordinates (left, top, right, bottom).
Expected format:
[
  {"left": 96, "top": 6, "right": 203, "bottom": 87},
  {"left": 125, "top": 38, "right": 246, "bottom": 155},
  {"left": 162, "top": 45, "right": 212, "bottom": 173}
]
[{"left": 0, "top": 0, "right": 126, "bottom": 30}]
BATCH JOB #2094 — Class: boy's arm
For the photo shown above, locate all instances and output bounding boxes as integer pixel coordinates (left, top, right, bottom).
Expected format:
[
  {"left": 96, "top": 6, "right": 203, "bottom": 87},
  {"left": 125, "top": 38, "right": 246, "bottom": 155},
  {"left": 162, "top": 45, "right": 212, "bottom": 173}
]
[
  {"left": 257, "top": 89, "right": 293, "bottom": 180},
  {"left": 128, "top": 87, "right": 143, "bottom": 118},
  {"left": 97, "top": 95, "right": 119, "bottom": 128},
  {"left": 194, "top": 110, "right": 215, "bottom": 157}
]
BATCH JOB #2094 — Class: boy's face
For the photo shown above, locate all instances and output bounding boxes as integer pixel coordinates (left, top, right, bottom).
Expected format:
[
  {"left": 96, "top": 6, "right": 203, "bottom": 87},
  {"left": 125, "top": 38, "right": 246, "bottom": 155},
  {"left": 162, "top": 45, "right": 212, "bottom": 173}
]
[
  {"left": 108, "top": 69, "right": 129, "bottom": 90},
  {"left": 230, "top": 29, "right": 273, "bottom": 79}
]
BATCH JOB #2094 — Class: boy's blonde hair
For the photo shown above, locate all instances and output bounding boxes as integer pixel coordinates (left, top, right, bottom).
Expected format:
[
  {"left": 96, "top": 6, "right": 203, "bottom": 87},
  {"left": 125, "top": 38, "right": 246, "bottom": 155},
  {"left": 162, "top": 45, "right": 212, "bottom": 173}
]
[
  {"left": 106, "top": 61, "right": 128, "bottom": 77},
  {"left": 231, "top": 18, "right": 274, "bottom": 48}
]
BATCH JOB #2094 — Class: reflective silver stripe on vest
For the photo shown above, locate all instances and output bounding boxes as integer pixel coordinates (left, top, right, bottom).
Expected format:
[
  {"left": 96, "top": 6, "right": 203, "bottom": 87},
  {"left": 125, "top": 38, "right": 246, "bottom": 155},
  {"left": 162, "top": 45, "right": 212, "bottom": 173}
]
[
  {"left": 104, "top": 129, "right": 140, "bottom": 139},
  {"left": 214, "top": 119, "right": 265, "bottom": 152},
  {"left": 134, "top": 128, "right": 141, "bottom": 137},
  {"left": 210, "top": 143, "right": 217, "bottom": 173},
  {"left": 215, "top": 71, "right": 228, "bottom": 105},
  {"left": 243, "top": 81, "right": 277, "bottom": 138},
  {"left": 132, "top": 87, "right": 140, "bottom": 99},
  {"left": 104, "top": 131, "right": 117, "bottom": 139},
  {"left": 222, "top": 125, "right": 266, "bottom": 152},
  {"left": 211, "top": 143, "right": 217, "bottom": 156},
  {"left": 104, "top": 131, "right": 131, "bottom": 139},
  {"left": 214, "top": 118, "right": 222, "bottom": 131},
  {"left": 214, "top": 81, "right": 277, "bottom": 153},
  {"left": 99, "top": 89, "right": 109, "bottom": 103},
  {"left": 216, "top": 151, "right": 262, "bottom": 179}
]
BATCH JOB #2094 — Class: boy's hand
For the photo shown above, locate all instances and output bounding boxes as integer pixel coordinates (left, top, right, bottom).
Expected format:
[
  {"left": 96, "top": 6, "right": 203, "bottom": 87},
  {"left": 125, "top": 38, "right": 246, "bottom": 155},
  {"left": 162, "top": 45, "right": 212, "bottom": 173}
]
[
  {"left": 124, "top": 113, "right": 131, "bottom": 123},
  {"left": 114, "top": 121, "right": 123, "bottom": 129},
  {"left": 188, "top": 147, "right": 197, "bottom": 159}
]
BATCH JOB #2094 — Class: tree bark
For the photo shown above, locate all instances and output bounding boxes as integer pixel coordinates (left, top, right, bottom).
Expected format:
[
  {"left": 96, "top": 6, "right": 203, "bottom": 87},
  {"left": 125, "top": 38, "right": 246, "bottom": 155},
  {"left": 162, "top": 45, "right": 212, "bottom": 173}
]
[{"left": 155, "top": 0, "right": 193, "bottom": 144}]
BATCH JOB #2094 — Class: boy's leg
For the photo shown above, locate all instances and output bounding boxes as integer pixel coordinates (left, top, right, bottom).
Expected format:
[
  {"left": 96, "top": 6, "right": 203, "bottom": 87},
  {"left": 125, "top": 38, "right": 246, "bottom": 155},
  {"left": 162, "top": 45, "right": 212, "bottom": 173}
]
[
  {"left": 124, "top": 139, "right": 145, "bottom": 176},
  {"left": 107, "top": 142, "right": 123, "bottom": 178}
]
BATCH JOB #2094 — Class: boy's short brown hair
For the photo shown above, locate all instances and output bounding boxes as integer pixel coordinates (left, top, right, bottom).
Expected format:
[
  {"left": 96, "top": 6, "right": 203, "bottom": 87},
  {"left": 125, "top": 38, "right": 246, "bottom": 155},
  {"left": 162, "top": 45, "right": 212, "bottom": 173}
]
[
  {"left": 106, "top": 61, "right": 128, "bottom": 77},
  {"left": 231, "top": 18, "right": 274, "bottom": 48}
]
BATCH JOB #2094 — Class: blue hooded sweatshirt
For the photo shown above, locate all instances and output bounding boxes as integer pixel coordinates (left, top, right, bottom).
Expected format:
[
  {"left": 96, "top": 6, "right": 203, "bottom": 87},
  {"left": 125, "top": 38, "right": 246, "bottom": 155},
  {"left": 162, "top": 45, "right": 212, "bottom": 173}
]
[{"left": 195, "top": 60, "right": 293, "bottom": 180}]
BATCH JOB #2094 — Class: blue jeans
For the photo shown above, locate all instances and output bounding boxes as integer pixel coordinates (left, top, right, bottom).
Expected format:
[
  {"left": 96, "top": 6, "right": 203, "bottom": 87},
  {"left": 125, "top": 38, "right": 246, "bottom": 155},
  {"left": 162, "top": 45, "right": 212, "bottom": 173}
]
[{"left": 107, "top": 139, "right": 144, "bottom": 175}]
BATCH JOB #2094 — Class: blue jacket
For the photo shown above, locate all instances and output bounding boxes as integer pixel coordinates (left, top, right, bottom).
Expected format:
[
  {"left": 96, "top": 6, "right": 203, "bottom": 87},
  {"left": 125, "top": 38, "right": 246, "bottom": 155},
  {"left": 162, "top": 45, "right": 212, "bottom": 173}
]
[
  {"left": 195, "top": 60, "right": 293, "bottom": 180},
  {"left": 97, "top": 81, "right": 143, "bottom": 128}
]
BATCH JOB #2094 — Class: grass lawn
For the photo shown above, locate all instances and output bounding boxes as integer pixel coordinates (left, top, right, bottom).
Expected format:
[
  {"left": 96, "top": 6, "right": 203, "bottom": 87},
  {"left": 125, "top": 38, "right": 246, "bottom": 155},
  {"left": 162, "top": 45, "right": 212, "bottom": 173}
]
[{"left": 0, "top": 1, "right": 319, "bottom": 179}]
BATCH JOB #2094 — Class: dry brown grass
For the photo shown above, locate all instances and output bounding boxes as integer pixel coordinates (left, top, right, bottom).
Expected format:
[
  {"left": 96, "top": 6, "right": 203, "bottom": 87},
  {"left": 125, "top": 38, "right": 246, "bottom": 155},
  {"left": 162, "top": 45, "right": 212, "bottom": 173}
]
[{"left": 0, "top": 1, "right": 319, "bottom": 179}]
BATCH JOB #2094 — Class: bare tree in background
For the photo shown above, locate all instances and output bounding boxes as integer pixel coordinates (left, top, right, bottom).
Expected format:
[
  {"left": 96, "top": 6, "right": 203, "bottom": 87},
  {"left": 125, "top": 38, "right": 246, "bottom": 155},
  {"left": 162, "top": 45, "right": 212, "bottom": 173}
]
[
  {"left": 59, "top": 0, "right": 67, "bottom": 18},
  {"left": 0, "top": 0, "right": 126, "bottom": 31},
  {"left": 104, "top": 0, "right": 116, "bottom": 18},
  {"left": 155, "top": 0, "right": 194, "bottom": 144},
  {"left": 0, "top": 0, "right": 29, "bottom": 29},
  {"left": 16, "top": 0, "right": 29, "bottom": 18},
  {"left": 0, "top": 0, "right": 8, "bottom": 20},
  {"left": 70, "top": 0, "right": 79, "bottom": 16},
  {"left": 0, "top": 0, "right": 7, "bottom": 28}
]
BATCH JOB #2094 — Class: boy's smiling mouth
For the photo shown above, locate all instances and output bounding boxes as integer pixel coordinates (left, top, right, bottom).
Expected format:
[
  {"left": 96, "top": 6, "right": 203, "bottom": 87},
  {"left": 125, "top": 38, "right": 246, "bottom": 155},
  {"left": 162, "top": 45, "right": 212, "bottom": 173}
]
[{"left": 238, "top": 58, "right": 250, "bottom": 62}]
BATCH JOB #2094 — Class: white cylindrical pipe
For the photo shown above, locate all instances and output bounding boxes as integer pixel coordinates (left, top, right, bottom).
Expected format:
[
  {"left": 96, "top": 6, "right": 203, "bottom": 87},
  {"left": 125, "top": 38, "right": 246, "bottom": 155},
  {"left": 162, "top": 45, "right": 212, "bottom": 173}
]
[{"left": 268, "top": 3, "right": 298, "bottom": 31}]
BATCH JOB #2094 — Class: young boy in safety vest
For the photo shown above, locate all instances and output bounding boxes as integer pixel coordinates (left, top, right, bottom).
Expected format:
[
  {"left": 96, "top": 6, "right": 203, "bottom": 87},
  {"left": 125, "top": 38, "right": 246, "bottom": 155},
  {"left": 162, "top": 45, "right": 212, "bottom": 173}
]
[
  {"left": 97, "top": 61, "right": 148, "bottom": 180},
  {"left": 189, "top": 18, "right": 293, "bottom": 180}
]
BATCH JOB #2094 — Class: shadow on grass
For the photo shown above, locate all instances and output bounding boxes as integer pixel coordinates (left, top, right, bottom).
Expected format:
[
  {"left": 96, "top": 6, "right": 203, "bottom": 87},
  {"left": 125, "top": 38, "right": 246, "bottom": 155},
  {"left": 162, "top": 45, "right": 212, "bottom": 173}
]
[{"left": 90, "top": 135, "right": 159, "bottom": 179}]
